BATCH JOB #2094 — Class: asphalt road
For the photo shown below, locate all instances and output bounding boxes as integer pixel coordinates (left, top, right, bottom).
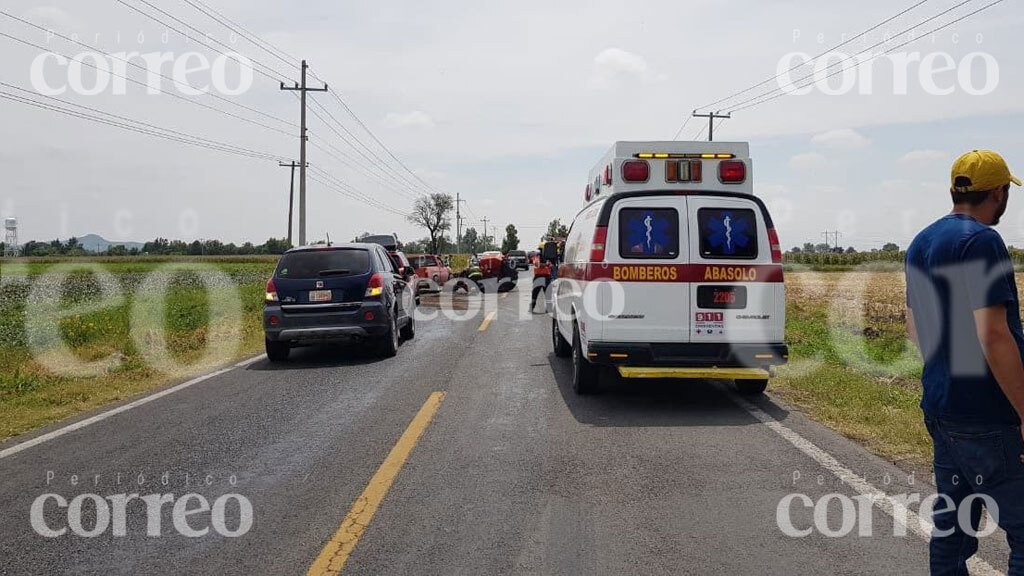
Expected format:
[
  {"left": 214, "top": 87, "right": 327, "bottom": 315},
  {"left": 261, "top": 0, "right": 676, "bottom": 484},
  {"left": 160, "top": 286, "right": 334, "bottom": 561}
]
[{"left": 0, "top": 274, "right": 1014, "bottom": 575}]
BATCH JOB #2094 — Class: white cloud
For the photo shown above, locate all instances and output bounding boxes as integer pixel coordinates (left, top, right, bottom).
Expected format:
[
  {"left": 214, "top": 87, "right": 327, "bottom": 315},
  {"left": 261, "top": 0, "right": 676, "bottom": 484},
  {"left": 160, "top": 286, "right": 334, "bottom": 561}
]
[
  {"left": 383, "top": 110, "right": 435, "bottom": 130},
  {"left": 899, "top": 149, "right": 950, "bottom": 165},
  {"left": 788, "top": 152, "right": 831, "bottom": 174},
  {"left": 590, "top": 48, "right": 664, "bottom": 89},
  {"left": 811, "top": 128, "right": 869, "bottom": 150}
]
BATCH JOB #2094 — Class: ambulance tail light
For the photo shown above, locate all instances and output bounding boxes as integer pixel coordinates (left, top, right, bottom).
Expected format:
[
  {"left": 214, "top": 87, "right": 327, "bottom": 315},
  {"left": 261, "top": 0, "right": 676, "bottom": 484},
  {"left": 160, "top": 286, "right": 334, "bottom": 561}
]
[
  {"left": 621, "top": 160, "right": 649, "bottom": 182},
  {"left": 719, "top": 160, "right": 746, "bottom": 183},
  {"left": 768, "top": 227, "right": 783, "bottom": 264},
  {"left": 590, "top": 226, "right": 608, "bottom": 262}
]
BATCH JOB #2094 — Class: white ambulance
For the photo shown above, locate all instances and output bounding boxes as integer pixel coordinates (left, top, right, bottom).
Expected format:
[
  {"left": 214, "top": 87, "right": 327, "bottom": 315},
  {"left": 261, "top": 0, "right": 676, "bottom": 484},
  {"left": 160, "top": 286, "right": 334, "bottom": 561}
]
[{"left": 551, "top": 141, "right": 787, "bottom": 395}]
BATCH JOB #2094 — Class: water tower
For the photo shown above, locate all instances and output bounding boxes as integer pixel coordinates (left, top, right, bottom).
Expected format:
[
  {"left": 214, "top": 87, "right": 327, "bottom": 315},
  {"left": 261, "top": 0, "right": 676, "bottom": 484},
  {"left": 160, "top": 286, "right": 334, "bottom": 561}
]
[{"left": 3, "top": 218, "right": 17, "bottom": 257}]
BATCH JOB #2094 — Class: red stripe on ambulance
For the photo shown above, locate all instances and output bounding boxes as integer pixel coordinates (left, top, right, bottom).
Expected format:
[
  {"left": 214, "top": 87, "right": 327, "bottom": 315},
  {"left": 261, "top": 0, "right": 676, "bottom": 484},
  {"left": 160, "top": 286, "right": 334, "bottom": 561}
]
[{"left": 559, "top": 263, "right": 783, "bottom": 283}]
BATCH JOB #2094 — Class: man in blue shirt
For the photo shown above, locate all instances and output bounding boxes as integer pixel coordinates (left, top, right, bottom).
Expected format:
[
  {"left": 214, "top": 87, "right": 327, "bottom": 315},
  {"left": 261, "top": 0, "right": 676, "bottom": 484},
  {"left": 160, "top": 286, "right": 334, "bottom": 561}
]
[{"left": 906, "top": 150, "right": 1024, "bottom": 575}]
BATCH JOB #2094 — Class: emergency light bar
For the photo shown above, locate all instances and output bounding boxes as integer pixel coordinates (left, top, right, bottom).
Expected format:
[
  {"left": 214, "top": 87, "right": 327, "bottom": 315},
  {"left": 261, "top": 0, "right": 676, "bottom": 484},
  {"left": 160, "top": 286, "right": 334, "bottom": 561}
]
[{"left": 635, "top": 153, "right": 735, "bottom": 159}]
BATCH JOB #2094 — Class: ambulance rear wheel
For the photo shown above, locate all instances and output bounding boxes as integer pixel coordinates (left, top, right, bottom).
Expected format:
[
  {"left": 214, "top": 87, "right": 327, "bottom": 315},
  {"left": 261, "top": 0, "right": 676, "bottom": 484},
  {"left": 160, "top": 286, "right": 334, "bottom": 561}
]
[
  {"left": 571, "top": 324, "right": 598, "bottom": 395},
  {"left": 736, "top": 379, "right": 768, "bottom": 395},
  {"left": 552, "top": 318, "right": 571, "bottom": 358}
]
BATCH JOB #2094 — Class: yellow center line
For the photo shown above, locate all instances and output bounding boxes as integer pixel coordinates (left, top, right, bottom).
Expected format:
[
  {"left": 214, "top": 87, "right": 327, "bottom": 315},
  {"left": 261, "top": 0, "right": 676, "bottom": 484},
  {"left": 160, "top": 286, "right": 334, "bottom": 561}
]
[
  {"left": 307, "top": 392, "right": 446, "bottom": 576},
  {"left": 478, "top": 310, "right": 497, "bottom": 332}
]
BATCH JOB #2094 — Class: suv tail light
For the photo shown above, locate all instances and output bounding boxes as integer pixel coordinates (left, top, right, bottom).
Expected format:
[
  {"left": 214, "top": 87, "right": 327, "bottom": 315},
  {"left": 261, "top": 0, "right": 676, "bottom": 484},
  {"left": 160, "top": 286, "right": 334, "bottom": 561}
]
[
  {"left": 621, "top": 160, "right": 649, "bottom": 182},
  {"left": 366, "top": 273, "right": 384, "bottom": 297},
  {"left": 265, "top": 278, "right": 279, "bottom": 302},
  {"left": 718, "top": 160, "right": 746, "bottom": 183},
  {"left": 590, "top": 226, "right": 608, "bottom": 262},
  {"left": 767, "top": 227, "right": 783, "bottom": 264}
]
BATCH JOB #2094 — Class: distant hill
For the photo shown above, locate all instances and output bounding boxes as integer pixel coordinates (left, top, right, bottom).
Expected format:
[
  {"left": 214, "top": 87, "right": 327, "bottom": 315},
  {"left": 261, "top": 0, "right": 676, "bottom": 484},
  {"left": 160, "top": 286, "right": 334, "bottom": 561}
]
[{"left": 78, "top": 234, "right": 145, "bottom": 253}]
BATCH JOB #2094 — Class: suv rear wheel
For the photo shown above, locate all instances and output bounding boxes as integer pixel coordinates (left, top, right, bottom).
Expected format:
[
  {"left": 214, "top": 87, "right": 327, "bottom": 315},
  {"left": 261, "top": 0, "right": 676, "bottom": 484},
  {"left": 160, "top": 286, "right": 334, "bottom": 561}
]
[
  {"left": 571, "top": 324, "right": 598, "bottom": 395},
  {"left": 736, "top": 379, "right": 768, "bottom": 395},
  {"left": 265, "top": 338, "right": 290, "bottom": 362},
  {"left": 376, "top": 313, "right": 399, "bottom": 358}
]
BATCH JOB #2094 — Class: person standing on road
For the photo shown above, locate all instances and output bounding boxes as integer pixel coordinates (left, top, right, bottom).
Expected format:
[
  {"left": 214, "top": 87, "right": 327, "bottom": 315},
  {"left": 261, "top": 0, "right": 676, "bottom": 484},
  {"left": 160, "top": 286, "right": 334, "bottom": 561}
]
[
  {"left": 905, "top": 150, "right": 1024, "bottom": 575},
  {"left": 530, "top": 244, "right": 552, "bottom": 313}
]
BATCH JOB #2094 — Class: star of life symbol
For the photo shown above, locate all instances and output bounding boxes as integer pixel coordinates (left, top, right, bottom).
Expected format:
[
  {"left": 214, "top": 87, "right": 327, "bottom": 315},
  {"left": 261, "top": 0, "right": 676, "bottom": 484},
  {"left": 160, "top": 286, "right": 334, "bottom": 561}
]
[{"left": 644, "top": 214, "right": 653, "bottom": 251}]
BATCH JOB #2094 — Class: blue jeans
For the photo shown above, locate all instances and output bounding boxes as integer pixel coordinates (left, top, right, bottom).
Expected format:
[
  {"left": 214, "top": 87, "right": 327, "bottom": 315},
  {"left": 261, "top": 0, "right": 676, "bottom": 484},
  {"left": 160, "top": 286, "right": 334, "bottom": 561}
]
[{"left": 926, "top": 419, "right": 1024, "bottom": 575}]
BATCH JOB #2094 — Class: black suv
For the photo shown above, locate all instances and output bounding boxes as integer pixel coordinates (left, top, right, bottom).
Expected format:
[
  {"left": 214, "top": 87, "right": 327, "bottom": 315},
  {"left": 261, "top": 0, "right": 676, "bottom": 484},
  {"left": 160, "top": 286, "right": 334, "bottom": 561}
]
[{"left": 263, "top": 243, "right": 415, "bottom": 361}]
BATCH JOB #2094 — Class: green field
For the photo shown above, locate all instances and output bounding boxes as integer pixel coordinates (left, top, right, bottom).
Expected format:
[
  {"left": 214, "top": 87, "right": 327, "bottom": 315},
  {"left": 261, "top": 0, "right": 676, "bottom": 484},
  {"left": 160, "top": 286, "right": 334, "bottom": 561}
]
[{"left": 0, "top": 257, "right": 276, "bottom": 440}]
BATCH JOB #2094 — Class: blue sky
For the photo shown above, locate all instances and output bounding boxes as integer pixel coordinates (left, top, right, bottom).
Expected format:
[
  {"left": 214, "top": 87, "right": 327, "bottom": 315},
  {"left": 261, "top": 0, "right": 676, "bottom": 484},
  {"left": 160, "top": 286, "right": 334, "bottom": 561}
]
[{"left": 1, "top": 0, "right": 1022, "bottom": 250}]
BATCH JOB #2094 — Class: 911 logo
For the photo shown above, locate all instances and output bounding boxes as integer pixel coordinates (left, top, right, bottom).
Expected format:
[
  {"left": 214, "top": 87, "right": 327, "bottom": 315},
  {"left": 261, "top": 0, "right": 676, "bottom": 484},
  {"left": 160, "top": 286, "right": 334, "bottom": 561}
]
[{"left": 696, "top": 312, "right": 724, "bottom": 322}]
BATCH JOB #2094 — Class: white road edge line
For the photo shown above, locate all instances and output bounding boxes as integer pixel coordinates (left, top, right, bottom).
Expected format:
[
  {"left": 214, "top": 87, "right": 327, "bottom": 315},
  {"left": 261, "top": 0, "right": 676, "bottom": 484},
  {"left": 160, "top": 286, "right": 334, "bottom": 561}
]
[
  {"left": 730, "top": 392, "right": 1003, "bottom": 576},
  {"left": 0, "top": 354, "right": 266, "bottom": 461}
]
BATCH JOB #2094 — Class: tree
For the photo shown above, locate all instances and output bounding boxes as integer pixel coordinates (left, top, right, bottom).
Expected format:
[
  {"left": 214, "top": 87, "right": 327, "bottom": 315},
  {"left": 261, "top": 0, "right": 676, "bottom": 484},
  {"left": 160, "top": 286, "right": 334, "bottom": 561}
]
[
  {"left": 462, "top": 227, "right": 481, "bottom": 254},
  {"left": 882, "top": 242, "right": 900, "bottom": 252},
  {"left": 789, "top": 246, "right": 802, "bottom": 254},
  {"left": 802, "top": 242, "right": 816, "bottom": 253},
  {"left": 501, "top": 224, "right": 520, "bottom": 253},
  {"left": 845, "top": 246, "right": 856, "bottom": 254},
  {"left": 501, "top": 225, "right": 520, "bottom": 253},
  {"left": 407, "top": 193, "right": 454, "bottom": 254},
  {"left": 814, "top": 243, "right": 830, "bottom": 253},
  {"left": 546, "top": 219, "right": 569, "bottom": 239}
]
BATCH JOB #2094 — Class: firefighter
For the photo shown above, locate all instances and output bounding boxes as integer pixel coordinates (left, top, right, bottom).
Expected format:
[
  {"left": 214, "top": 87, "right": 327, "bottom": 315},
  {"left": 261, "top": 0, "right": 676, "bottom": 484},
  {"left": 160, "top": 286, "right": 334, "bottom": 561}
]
[{"left": 530, "top": 242, "right": 553, "bottom": 313}]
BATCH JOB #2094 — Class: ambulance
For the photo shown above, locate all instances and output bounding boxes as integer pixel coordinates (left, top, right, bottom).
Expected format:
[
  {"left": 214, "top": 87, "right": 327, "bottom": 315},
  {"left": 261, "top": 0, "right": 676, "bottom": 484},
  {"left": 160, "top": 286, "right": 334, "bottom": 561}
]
[{"left": 551, "top": 141, "right": 787, "bottom": 395}]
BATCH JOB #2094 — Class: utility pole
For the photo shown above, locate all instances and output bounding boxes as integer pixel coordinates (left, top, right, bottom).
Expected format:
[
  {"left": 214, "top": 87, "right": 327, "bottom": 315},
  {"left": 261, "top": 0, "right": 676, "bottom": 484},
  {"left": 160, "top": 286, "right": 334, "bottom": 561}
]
[
  {"left": 279, "top": 161, "right": 299, "bottom": 246},
  {"left": 456, "top": 193, "right": 467, "bottom": 253},
  {"left": 821, "top": 230, "right": 842, "bottom": 251},
  {"left": 482, "top": 217, "right": 490, "bottom": 250},
  {"left": 280, "top": 60, "right": 328, "bottom": 246},
  {"left": 692, "top": 111, "right": 731, "bottom": 142}
]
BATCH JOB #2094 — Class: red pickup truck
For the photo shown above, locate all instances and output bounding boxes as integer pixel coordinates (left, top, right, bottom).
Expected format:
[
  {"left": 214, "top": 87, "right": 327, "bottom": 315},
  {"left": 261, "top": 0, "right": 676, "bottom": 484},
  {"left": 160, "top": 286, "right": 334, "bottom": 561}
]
[{"left": 408, "top": 254, "right": 452, "bottom": 293}]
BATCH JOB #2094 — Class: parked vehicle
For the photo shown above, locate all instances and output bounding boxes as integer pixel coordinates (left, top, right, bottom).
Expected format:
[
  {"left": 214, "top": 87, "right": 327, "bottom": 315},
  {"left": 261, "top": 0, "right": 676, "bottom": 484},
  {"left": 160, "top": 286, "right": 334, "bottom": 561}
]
[
  {"left": 361, "top": 233, "right": 415, "bottom": 284},
  {"left": 264, "top": 243, "right": 415, "bottom": 361},
  {"left": 506, "top": 250, "right": 529, "bottom": 270},
  {"left": 408, "top": 254, "right": 452, "bottom": 292},
  {"left": 454, "top": 252, "right": 518, "bottom": 293},
  {"left": 552, "top": 141, "right": 787, "bottom": 395}
]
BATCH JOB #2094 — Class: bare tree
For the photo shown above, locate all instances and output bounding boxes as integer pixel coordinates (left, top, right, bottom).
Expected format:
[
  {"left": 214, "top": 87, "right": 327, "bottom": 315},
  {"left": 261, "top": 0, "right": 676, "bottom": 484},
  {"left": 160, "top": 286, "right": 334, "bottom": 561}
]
[{"left": 407, "top": 193, "right": 454, "bottom": 254}]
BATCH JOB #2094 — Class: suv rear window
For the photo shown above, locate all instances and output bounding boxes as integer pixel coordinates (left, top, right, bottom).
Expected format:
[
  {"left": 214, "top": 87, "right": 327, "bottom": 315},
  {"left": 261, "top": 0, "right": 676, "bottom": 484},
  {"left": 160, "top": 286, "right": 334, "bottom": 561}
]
[
  {"left": 698, "top": 208, "right": 758, "bottom": 259},
  {"left": 618, "top": 208, "right": 680, "bottom": 259},
  {"left": 275, "top": 249, "right": 371, "bottom": 279}
]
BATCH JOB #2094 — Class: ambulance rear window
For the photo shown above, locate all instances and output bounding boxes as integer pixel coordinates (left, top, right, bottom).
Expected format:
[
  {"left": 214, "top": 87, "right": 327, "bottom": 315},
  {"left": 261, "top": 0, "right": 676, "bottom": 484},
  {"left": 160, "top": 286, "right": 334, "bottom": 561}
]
[
  {"left": 698, "top": 208, "right": 758, "bottom": 260},
  {"left": 618, "top": 208, "right": 680, "bottom": 259}
]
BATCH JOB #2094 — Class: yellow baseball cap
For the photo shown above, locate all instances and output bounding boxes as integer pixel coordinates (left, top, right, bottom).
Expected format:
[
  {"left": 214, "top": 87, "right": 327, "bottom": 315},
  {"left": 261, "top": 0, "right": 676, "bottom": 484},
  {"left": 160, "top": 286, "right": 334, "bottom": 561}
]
[{"left": 951, "top": 150, "right": 1021, "bottom": 193}]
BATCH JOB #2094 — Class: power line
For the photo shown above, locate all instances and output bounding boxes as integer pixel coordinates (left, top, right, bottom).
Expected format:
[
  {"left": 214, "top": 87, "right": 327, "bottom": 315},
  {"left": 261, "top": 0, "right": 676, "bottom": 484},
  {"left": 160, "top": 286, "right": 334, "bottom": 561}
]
[
  {"left": 301, "top": 99, "right": 421, "bottom": 198},
  {"left": 180, "top": 0, "right": 300, "bottom": 71},
  {"left": 308, "top": 167, "right": 410, "bottom": 217},
  {"left": 0, "top": 84, "right": 286, "bottom": 161},
  {"left": 671, "top": 112, "right": 695, "bottom": 141},
  {"left": 0, "top": 24, "right": 296, "bottom": 135},
  {"left": 306, "top": 97, "right": 425, "bottom": 200},
  {"left": 111, "top": 0, "right": 292, "bottom": 84},
  {"left": 320, "top": 85, "right": 438, "bottom": 197},
  {"left": 694, "top": 0, "right": 930, "bottom": 113},
  {"left": 307, "top": 167, "right": 412, "bottom": 218},
  {"left": 730, "top": 0, "right": 1002, "bottom": 114},
  {"left": 308, "top": 94, "right": 430, "bottom": 198}
]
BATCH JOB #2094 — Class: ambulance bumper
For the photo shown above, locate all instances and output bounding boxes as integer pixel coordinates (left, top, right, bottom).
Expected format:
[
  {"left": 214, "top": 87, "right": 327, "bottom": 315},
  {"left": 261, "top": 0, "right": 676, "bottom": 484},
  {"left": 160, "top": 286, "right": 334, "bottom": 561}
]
[{"left": 585, "top": 342, "right": 789, "bottom": 369}]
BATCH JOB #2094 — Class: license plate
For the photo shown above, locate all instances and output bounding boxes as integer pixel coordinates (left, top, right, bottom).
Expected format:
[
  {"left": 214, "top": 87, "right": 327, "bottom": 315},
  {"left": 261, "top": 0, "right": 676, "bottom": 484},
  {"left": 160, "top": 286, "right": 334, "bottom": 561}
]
[
  {"left": 308, "top": 290, "right": 332, "bottom": 303},
  {"left": 697, "top": 285, "right": 746, "bottom": 309}
]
